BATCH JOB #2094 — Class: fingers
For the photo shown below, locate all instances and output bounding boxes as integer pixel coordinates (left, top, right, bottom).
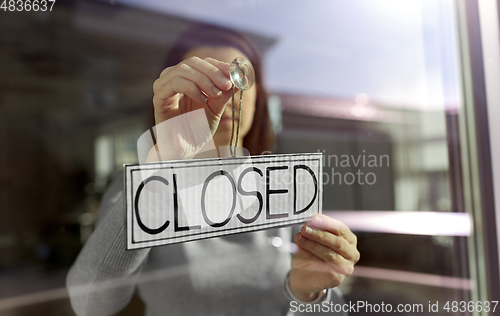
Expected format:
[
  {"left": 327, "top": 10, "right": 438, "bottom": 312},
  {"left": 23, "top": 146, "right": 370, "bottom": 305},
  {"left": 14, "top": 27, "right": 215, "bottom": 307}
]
[
  {"left": 153, "top": 57, "right": 236, "bottom": 127},
  {"left": 309, "top": 214, "right": 357, "bottom": 245},
  {"left": 290, "top": 216, "right": 359, "bottom": 298},
  {"left": 294, "top": 233, "right": 355, "bottom": 276},
  {"left": 204, "top": 57, "right": 232, "bottom": 80},
  {"left": 154, "top": 77, "right": 208, "bottom": 106},
  {"left": 298, "top": 224, "right": 360, "bottom": 263},
  {"left": 155, "top": 57, "right": 232, "bottom": 101},
  {"left": 187, "top": 57, "right": 233, "bottom": 91}
]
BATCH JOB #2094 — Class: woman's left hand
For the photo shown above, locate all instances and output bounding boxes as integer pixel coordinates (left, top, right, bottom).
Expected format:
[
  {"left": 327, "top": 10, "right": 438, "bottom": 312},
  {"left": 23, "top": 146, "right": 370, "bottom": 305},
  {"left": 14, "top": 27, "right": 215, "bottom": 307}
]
[{"left": 289, "top": 214, "right": 360, "bottom": 302}]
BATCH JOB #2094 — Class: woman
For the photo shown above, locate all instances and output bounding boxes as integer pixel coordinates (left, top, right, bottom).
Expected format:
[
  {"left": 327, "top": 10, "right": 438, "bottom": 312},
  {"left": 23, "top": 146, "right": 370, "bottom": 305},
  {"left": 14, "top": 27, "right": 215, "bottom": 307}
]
[{"left": 67, "top": 23, "right": 359, "bottom": 316}]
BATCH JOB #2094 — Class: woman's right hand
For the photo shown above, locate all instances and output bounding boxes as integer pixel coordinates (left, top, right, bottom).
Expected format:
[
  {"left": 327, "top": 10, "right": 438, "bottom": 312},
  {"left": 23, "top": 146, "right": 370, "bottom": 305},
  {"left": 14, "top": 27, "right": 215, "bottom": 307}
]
[{"left": 149, "top": 56, "right": 235, "bottom": 160}]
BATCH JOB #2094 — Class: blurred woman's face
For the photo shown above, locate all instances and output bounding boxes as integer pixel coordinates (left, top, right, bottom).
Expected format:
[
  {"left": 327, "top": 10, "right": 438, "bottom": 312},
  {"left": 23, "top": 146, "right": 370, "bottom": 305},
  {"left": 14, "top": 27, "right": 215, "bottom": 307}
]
[{"left": 184, "top": 47, "right": 257, "bottom": 150}]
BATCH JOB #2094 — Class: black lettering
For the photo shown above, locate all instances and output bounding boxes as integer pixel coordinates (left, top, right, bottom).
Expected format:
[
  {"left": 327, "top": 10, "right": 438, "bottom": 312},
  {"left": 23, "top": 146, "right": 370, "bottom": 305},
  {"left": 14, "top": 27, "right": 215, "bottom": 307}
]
[
  {"left": 293, "top": 165, "right": 318, "bottom": 215},
  {"left": 201, "top": 170, "right": 236, "bottom": 228},
  {"left": 236, "top": 167, "right": 263, "bottom": 224},
  {"left": 134, "top": 176, "right": 170, "bottom": 235},
  {"left": 266, "top": 166, "right": 289, "bottom": 219},
  {"left": 174, "top": 173, "right": 201, "bottom": 232}
]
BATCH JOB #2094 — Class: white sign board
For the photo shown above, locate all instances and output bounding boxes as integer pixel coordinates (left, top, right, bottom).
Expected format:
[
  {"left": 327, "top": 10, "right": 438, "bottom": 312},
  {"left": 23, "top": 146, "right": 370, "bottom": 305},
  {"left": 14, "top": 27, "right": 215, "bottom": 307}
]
[{"left": 125, "top": 153, "right": 322, "bottom": 249}]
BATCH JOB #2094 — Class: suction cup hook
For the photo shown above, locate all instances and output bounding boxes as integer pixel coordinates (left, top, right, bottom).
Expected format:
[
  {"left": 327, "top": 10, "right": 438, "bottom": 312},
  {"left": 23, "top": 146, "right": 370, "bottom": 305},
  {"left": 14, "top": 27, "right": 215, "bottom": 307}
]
[{"left": 229, "top": 57, "right": 255, "bottom": 90}]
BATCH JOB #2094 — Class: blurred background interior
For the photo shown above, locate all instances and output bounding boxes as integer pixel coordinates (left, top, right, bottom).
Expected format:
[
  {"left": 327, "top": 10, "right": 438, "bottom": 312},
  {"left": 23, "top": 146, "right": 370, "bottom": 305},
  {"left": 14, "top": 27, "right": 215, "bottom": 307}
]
[{"left": 1, "top": 0, "right": 500, "bottom": 315}]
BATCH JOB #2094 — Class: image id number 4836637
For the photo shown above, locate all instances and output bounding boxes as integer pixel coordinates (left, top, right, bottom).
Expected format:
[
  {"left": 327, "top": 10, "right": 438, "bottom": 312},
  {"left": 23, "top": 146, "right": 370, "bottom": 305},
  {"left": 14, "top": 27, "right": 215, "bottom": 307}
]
[
  {"left": 1, "top": 0, "right": 56, "bottom": 11},
  {"left": 442, "top": 301, "right": 498, "bottom": 313}
]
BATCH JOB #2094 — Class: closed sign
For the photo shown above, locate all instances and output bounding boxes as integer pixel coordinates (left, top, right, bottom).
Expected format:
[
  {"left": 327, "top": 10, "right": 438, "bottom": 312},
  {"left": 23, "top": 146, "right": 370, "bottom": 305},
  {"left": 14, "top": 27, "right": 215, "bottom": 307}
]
[{"left": 125, "top": 153, "right": 322, "bottom": 249}]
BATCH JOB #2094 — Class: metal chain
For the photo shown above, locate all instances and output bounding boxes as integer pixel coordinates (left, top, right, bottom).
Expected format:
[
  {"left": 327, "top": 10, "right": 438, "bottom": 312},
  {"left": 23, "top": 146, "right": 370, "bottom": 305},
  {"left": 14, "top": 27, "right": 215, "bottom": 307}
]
[{"left": 229, "top": 86, "right": 243, "bottom": 157}]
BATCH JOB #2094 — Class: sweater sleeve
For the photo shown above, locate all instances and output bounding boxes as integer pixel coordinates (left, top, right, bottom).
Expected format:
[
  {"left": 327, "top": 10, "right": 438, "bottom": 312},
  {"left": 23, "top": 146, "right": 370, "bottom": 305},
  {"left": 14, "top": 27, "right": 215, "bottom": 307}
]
[{"left": 66, "top": 177, "right": 150, "bottom": 316}]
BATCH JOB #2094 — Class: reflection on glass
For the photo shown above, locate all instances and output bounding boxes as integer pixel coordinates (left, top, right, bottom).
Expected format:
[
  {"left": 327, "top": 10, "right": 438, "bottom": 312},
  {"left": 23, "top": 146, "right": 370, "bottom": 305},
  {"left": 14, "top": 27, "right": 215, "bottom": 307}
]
[{"left": 0, "top": 0, "right": 487, "bottom": 315}]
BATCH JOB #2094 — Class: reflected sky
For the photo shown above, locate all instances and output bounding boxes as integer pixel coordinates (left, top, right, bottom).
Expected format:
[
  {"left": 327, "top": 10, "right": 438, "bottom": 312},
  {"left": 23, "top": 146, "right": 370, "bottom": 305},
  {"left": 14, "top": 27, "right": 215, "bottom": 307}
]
[{"left": 107, "top": 0, "right": 460, "bottom": 110}]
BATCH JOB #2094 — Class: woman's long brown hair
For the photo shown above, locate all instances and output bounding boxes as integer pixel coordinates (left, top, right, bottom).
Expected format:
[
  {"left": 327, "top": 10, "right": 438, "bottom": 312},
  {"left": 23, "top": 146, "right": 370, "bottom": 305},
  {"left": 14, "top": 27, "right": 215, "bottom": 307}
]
[{"left": 161, "top": 22, "right": 274, "bottom": 155}]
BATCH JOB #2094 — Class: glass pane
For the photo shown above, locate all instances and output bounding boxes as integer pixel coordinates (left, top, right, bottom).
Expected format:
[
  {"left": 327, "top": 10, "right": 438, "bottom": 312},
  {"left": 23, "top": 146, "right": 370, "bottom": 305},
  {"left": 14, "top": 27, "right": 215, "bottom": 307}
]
[{"left": 0, "top": 0, "right": 490, "bottom": 315}]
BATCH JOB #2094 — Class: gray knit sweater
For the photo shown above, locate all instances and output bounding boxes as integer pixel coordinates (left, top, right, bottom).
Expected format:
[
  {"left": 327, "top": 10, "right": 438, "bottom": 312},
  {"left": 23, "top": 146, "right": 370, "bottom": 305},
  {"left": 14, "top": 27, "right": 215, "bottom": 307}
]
[{"left": 66, "top": 176, "right": 345, "bottom": 316}]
